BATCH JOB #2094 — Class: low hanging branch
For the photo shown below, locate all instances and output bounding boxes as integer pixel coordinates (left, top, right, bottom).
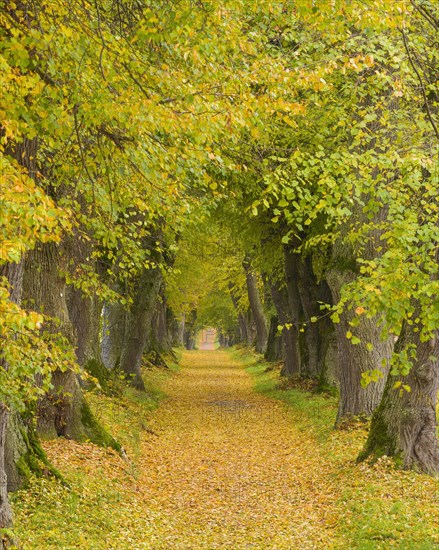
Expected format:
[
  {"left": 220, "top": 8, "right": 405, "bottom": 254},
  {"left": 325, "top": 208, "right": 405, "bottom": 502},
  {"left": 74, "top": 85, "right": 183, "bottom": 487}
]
[{"left": 401, "top": 28, "right": 439, "bottom": 142}]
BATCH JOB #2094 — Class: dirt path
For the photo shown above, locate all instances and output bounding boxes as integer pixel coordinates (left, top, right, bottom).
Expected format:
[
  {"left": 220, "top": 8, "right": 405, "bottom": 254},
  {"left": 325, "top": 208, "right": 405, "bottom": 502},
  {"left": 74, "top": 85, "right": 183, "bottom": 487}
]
[{"left": 136, "top": 350, "right": 344, "bottom": 549}]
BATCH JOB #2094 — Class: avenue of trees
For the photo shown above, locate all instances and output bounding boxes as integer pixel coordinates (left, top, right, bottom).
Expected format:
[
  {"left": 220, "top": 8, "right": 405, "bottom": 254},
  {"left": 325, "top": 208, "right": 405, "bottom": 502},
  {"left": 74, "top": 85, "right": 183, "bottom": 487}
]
[{"left": 1, "top": 0, "right": 438, "bottom": 542}]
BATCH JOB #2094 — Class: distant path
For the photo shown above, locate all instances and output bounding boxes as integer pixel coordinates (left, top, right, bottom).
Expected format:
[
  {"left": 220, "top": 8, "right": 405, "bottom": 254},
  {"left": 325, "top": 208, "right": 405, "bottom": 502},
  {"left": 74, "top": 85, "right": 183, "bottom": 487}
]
[
  {"left": 199, "top": 329, "right": 216, "bottom": 350},
  {"left": 137, "top": 350, "right": 343, "bottom": 549},
  {"left": 199, "top": 341, "right": 215, "bottom": 350}
]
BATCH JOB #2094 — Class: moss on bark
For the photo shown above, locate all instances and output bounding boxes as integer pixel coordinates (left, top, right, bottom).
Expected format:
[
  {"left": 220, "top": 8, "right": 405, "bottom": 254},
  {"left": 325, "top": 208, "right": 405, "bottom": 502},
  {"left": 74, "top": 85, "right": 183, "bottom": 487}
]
[
  {"left": 357, "top": 397, "right": 401, "bottom": 466},
  {"left": 15, "top": 423, "right": 64, "bottom": 488},
  {"left": 79, "top": 399, "right": 121, "bottom": 453},
  {"left": 84, "top": 359, "right": 112, "bottom": 394}
]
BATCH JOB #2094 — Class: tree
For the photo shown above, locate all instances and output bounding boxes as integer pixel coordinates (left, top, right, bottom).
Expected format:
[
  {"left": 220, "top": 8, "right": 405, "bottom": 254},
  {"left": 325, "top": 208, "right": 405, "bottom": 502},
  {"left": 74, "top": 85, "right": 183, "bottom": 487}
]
[{"left": 359, "top": 1, "right": 439, "bottom": 471}]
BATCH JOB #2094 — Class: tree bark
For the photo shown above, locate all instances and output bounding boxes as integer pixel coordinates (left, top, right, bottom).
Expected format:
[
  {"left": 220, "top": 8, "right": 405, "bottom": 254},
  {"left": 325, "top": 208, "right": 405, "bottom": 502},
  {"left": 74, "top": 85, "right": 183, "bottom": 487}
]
[
  {"left": 0, "top": 137, "right": 46, "bottom": 540},
  {"left": 0, "top": 406, "right": 13, "bottom": 544},
  {"left": 67, "top": 287, "right": 102, "bottom": 368},
  {"left": 22, "top": 243, "right": 119, "bottom": 449},
  {"left": 243, "top": 256, "right": 268, "bottom": 353},
  {"left": 150, "top": 286, "right": 172, "bottom": 355},
  {"left": 184, "top": 309, "right": 197, "bottom": 350},
  {"left": 118, "top": 267, "right": 162, "bottom": 389},
  {"left": 0, "top": 265, "right": 18, "bottom": 540},
  {"left": 228, "top": 283, "right": 252, "bottom": 345},
  {"left": 270, "top": 280, "right": 301, "bottom": 377},
  {"left": 359, "top": 318, "right": 439, "bottom": 474},
  {"left": 281, "top": 247, "right": 304, "bottom": 376},
  {"left": 169, "top": 312, "right": 185, "bottom": 347},
  {"left": 296, "top": 258, "right": 338, "bottom": 386},
  {"left": 265, "top": 314, "right": 283, "bottom": 362},
  {"left": 326, "top": 266, "right": 392, "bottom": 422},
  {"left": 101, "top": 296, "right": 126, "bottom": 371},
  {"left": 293, "top": 256, "right": 318, "bottom": 377}
]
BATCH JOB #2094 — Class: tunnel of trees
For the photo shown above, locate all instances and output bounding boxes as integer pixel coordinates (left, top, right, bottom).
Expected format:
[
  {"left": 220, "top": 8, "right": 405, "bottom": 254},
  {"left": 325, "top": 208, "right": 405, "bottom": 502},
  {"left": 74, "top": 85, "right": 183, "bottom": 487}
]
[{"left": 1, "top": 0, "right": 439, "bottom": 544}]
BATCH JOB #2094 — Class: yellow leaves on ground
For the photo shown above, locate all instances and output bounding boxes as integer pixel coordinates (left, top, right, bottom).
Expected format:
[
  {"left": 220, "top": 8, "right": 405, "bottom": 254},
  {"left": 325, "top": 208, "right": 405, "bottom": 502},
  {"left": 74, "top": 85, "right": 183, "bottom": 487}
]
[{"left": 12, "top": 350, "right": 439, "bottom": 549}]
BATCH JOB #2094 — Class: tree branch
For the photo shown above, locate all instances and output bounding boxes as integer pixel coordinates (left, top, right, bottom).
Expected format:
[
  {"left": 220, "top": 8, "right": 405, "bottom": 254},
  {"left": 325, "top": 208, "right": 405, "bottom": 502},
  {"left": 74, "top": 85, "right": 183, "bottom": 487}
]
[{"left": 401, "top": 28, "right": 439, "bottom": 142}]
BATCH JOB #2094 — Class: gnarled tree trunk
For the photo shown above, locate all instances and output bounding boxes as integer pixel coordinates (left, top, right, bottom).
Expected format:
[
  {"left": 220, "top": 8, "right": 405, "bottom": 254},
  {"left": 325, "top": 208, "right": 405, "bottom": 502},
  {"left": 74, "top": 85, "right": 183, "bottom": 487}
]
[
  {"left": 359, "top": 318, "right": 439, "bottom": 473},
  {"left": 22, "top": 243, "right": 119, "bottom": 449}
]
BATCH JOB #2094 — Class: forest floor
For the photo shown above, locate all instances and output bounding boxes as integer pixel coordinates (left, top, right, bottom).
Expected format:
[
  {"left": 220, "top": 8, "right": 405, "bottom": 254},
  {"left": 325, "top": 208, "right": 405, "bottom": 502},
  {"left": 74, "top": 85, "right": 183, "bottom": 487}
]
[{"left": 12, "top": 349, "right": 439, "bottom": 549}]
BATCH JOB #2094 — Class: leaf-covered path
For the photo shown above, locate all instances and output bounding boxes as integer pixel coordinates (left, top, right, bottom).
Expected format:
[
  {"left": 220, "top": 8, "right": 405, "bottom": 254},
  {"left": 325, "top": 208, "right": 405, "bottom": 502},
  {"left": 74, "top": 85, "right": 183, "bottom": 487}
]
[
  {"left": 135, "top": 349, "right": 343, "bottom": 549},
  {"left": 14, "top": 349, "right": 439, "bottom": 548}
]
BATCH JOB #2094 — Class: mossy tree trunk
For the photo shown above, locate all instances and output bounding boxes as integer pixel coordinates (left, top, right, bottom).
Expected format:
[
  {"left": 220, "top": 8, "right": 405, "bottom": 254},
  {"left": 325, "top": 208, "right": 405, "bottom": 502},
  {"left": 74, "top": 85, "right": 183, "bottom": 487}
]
[
  {"left": 150, "top": 285, "right": 172, "bottom": 355},
  {"left": 1, "top": 139, "right": 48, "bottom": 541},
  {"left": 4, "top": 412, "right": 64, "bottom": 492},
  {"left": 359, "top": 318, "right": 439, "bottom": 474}
]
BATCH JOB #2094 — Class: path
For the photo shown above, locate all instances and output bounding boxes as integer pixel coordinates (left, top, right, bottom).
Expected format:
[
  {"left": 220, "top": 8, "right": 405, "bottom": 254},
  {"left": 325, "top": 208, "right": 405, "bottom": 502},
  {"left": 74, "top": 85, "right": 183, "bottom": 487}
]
[
  {"left": 136, "top": 350, "right": 343, "bottom": 549},
  {"left": 199, "top": 328, "right": 217, "bottom": 350}
]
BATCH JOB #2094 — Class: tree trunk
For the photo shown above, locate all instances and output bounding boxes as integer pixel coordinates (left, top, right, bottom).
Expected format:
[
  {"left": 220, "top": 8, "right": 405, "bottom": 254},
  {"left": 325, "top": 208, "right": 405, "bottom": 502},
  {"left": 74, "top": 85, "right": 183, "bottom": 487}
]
[
  {"left": 243, "top": 257, "right": 268, "bottom": 353},
  {"left": 295, "top": 255, "right": 323, "bottom": 378},
  {"left": 0, "top": 266, "right": 16, "bottom": 541},
  {"left": 118, "top": 267, "right": 162, "bottom": 389},
  {"left": 184, "top": 310, "right": 197, "bottom": 350},
  {"left": 265, "top": 315, "right": 283, "bottom": 362},
  {"left": 281, "top": 247, "right": 304, "bottom": 376},
  {"left": 23, "top": 242, "right": 75, "bottom": 438},
  {"left": 228, "top": 283, "right": 251, "bottom": 345},
  {"left": 296, "top": 257, "right": 338, "bottom": 386},
  {"left": 101, "top": 297, "right": 126, "bottom": 371},
  {"left": 22, "top": 243, "right": 119, "bottom": 449},
  {"left": 326, "top": 266, "right": 392, "bottom": 422},
  {"left": 150, "top": 286, "right": 172, "bottom": 355},
  {"left": 169, "top": 313, "right": 185, "bottom": 347},
  {"left": 0, "top": 406, "right": 13, "bottom": 545},
  {"left": 67, "top": 287, "right": 102, "bottom": 367},
  {"left": 270, "top": 281, "right": 301, "bottom": 377},
  {"left": 1, "top": 261, "right": 54, "bottom": 493},
  {"left": 1, "top": 261, "right": 34, "bottom": 540},
  {"left": 359, "top": 319, "right": 439, "bottom": 474}
]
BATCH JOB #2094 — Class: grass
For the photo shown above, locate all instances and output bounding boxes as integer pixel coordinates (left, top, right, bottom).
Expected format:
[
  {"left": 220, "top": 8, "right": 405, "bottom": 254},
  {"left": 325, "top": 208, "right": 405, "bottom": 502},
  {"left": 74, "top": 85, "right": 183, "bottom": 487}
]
[{"left": 239, "top": 347, "right": 439, "bottom": 549}]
